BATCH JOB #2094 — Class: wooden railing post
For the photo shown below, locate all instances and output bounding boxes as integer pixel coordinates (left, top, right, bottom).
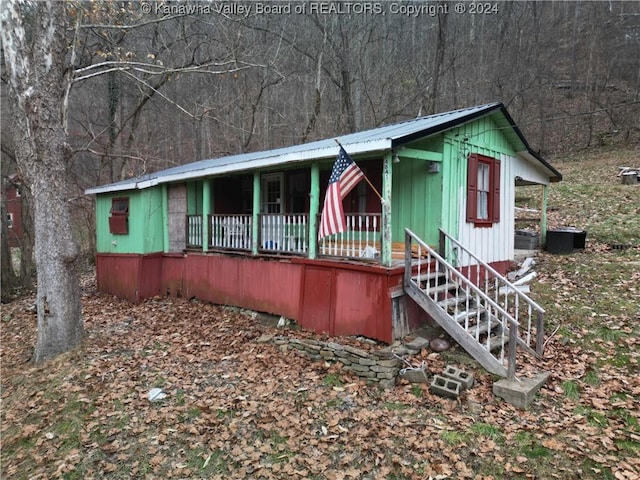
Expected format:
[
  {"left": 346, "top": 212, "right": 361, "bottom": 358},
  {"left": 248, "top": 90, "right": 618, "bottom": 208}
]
[
  {"left": 404, "top": 230, "right": 412, "bottom": 289},
  {"left": 507, "top": 325, "right": 518, "bottom": 380},
  {"left": 536, "top": 311, "right": 545, "bottom": 356}
]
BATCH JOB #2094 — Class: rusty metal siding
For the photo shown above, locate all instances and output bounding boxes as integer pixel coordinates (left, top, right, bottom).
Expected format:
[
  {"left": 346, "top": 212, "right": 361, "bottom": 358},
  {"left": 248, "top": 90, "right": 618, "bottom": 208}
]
[
  {"left": 333, "top": 269, "right": 389, "bottom": 339},
  {"left": 95, "top": 253, "right": 421, "bottom": 344},
  {"left": 183, "top": 253, "right": 303, "bottom": 319},
  {"left": 299, "top": 267, "right": 333, "bottom": 335},
  {"left": 161, "top": 254, "right": 185, "bottom": 297},
  {"left": 139, "top": 253, "right": 163, "bottom": 299},
  {"left": 96, "top": 254, "right": 142, "bottom": 303}
]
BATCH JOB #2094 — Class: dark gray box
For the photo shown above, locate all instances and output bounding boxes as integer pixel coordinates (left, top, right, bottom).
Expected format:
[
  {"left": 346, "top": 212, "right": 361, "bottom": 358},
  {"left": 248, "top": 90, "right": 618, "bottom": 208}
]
[{"left": 515, "top": 230, "right": 539, "bottom": 249}]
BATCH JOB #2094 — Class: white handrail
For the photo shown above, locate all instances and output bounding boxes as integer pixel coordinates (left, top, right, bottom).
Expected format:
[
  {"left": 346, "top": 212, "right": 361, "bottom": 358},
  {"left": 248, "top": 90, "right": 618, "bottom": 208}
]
[{"left": 440, "top": 229, "right": 545, "bottom": 314}]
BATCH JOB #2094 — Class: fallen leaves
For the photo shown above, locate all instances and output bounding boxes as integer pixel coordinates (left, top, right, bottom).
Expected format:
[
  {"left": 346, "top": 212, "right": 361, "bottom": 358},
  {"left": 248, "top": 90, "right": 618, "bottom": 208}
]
[{"left": 2, "top": 223, "right": 640, "bottom": 480}]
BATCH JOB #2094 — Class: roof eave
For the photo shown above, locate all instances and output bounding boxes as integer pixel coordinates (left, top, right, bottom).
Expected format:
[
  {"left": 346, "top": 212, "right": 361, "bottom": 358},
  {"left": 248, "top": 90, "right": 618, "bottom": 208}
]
[
  {"left": 84, "top": 139, "right": 393, "bottom": 195},
  {"left": 390, "top": 102, "right": 503, "bottom": 148}
]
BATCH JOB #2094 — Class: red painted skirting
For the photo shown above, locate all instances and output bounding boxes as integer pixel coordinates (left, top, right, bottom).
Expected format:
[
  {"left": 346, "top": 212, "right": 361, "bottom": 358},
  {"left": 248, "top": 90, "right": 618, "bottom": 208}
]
[
  {"left": 96, "top": 252, "right": 405, "bottom": 343},
  {"left": 95, "top": 252, "right": 510, "bottom": 344}
]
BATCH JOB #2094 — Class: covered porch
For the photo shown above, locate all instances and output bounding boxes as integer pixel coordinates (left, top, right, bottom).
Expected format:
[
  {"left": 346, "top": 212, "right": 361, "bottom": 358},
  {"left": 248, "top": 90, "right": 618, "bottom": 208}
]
[{"left": 167, "top": 155, "right": 412, "bottom": 266}]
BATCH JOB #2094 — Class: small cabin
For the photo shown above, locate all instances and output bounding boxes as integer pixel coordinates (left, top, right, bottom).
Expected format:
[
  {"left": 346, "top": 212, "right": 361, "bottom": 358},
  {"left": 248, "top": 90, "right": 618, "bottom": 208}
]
[{"left": 86, "top": 103, "right": 561, "bottom": 344}]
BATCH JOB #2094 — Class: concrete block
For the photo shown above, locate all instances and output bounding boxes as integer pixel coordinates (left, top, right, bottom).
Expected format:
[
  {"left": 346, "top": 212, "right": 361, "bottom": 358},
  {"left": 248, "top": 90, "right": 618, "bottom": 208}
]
[
  {"left": 493, "top": 371, "right": 551, "bottom": 409},
  {"left": 442, "top": 365, "right": 474, "bottom": 390},
  {"left": 430, "top": 375, "right": 462, "bottom": 399}
]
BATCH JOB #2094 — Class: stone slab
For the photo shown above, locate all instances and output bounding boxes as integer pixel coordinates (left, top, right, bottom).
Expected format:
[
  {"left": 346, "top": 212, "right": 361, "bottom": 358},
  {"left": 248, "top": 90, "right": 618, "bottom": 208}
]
[
  {"left": 399, "top": 368, "right": 429, "bottom": 383},
  {"left": 404, "top": 336, "right": 430, "bottom": 351},
  {"left": 493, "top": 371, "right": 551, "bottom": 409}
]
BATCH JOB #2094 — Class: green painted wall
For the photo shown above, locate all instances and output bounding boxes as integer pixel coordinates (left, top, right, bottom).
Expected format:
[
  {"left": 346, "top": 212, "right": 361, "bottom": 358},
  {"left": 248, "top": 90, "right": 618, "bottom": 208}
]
[
  {"left": 391, "top": 114, "right": 522, "bottom": 247},
  {"left": 96, "top": 188, "right": 164, "bottom": 254},
  {"left": 439, "top": 114, "right": 520, "bottom": 240},
  {"left": 392, "top": 136, "right": 443, "bottom": 246}
]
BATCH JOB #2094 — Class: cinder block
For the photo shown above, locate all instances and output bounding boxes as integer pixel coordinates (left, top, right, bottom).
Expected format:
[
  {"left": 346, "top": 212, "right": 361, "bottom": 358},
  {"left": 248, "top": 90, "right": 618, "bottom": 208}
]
[
  {"left": 430, "top": 375, "right": 462, "bottom": 399},
  {"left": 442, "top": 365, "right": 474, "bottom": 390}
]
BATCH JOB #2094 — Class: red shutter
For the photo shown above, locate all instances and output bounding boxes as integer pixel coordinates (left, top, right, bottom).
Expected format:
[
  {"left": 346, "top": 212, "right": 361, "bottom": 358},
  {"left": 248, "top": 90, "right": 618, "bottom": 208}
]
[
  {"left": 492, "top": 158, "right": 501, "bottom": 223},
  {"left": 109, "top": 215, "right": 128, "bottom": 235},
  {"left": 466, "top": 154, "right": 478, "bottom": 222}
]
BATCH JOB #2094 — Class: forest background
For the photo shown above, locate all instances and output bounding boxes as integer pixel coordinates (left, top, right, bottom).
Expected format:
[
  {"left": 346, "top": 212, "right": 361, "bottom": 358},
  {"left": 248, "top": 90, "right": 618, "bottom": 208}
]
[{"left": 1, "top": 0, "right": 639, "bottom": 292}]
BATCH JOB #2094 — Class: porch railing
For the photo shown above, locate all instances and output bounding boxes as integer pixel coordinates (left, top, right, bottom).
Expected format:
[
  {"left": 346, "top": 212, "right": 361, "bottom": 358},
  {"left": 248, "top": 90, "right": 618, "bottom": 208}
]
[
  {"left": 210, "top": 214, "right": 252, "bottom": 250},
  {"left": 259, "top": 214, "right": 309, "bottom": 254},
  {"left": 186, "top": 215, "right": 203, "bottom": 248},
  {"left": 185, "top": 212, "right": 382, "bottom": 261},
  {"left": 318, "top": 213, "right": 381, "bottom": 259}
]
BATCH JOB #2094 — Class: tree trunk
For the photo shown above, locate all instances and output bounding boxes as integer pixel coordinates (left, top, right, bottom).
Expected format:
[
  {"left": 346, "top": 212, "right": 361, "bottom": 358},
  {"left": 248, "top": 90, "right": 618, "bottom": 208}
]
[{"left": 1, "top": 0, "right": 83, "bottom": 362}]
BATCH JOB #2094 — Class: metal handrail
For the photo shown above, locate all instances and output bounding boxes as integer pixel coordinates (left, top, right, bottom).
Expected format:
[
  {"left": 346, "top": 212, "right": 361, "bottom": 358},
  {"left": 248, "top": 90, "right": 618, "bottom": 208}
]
[
  {"left": 406, "top": 228, "right": 520, "bottom": 378},
  {"left": 440, "top": 229, "right": 545, "bottom": 314}
]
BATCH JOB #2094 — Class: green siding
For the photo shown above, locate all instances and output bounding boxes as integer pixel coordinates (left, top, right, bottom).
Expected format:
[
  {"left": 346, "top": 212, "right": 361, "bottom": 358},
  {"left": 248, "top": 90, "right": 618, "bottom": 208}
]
[
  {"left": 187, "top": 181, "right": 202, "bottom": 214},
  {"left": 391, "top": 115, "right": 522, "bottom": 247},
  {"left": 96, "top": 188, "right": 164, "bottom": 254},
  {"left": 439, "top": 114, "right": 520, "bottom": 241},
  {"left": 392, "top": 137, "right": 443, "bottom": 247}
]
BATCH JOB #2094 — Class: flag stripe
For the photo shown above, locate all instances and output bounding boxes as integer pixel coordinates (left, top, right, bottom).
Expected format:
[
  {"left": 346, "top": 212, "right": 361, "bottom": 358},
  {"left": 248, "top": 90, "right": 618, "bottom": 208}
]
[{"left": 318, "top": 146, "right": 364, "bottom": 239}]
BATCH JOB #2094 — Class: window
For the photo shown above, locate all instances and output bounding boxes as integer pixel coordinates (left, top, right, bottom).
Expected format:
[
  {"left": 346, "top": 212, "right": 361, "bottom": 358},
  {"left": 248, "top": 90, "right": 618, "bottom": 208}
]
[
  {"left": 261, "top": 173, "right": 283, "bottom": 214},
  {"left": 6, "top": 213, "right": 13, "bottom": 229},
  {"left": 109, "top": 197, "right": 129, "bottom": 234},
  {"left": 466, "top": 154, "right": 500, "bottom": 227},
  {"left": 110, "top": 197, "right": 129, "bottom": 215}
]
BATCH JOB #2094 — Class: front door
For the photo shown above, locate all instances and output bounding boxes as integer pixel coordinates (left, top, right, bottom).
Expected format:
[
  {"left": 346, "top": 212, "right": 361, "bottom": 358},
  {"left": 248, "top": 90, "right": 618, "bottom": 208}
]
[{"left": 261, "top": 173, "right": 283, "bottom": 248}]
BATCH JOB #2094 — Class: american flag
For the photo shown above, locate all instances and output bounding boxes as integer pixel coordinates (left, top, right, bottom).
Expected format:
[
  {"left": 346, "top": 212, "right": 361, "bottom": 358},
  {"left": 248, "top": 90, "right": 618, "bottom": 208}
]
[{"left": 318, "top": 146, "right": 364, "bottom": 239}]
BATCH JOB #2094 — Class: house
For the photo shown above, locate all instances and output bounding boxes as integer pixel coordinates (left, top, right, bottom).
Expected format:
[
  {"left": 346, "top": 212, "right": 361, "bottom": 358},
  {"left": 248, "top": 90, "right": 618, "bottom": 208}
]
[{"left": 86, "top": 103, "right": 561, "bottom": 379}]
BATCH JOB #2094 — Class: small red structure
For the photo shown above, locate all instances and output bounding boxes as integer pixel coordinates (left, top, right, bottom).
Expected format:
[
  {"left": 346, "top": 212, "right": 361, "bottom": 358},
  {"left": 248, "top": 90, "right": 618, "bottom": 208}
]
[{"left": 3, "top": 175, "right": 24, "bottom": 248}]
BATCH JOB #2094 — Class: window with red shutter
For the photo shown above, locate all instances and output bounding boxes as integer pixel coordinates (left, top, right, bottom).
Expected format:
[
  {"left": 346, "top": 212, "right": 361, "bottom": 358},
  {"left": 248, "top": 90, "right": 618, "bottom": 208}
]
[
  {"left": 109, "top": 197, "right": 129, "bottom": 234},
  {"left": 466, "top": 154, "right": 501, "bottom": 227}
]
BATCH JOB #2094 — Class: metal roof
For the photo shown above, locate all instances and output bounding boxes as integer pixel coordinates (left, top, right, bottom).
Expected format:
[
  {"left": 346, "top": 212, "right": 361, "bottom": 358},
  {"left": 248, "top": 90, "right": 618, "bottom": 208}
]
[{"left": 85, "top": 102, "right": 560, "bottom": 195}]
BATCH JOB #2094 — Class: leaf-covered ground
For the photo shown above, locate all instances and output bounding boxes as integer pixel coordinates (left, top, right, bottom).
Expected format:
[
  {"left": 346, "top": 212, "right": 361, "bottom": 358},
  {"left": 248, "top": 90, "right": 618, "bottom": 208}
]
[{"left": 1, "top": 147, "right": 639, "bottom": 479}]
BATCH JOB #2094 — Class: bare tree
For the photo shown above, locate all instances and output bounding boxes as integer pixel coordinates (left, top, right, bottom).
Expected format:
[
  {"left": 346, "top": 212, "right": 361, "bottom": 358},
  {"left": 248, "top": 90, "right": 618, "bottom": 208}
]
[{"left": 1, "top": 0, "right": 83, "bottom": 361}]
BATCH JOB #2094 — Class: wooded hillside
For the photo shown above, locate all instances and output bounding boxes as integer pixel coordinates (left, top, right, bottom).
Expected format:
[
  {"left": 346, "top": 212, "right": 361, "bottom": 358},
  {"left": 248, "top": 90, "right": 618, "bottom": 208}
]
[
  {"left": 1, "top": 0, "right": 639, "bottom": 273},
  {"left": 48, "top": 1, "right": 640, "bottom": 186}
]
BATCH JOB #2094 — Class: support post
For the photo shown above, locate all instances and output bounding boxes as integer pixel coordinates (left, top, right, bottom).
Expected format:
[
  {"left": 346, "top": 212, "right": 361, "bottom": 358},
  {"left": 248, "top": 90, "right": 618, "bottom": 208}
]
[
  {"left": 162, "top": 184, "right": 169, "bottom": 253},
  {"left": 309, "top": 162, "right": 319, "bottom": 259},
  {"left": 202, "top": 180, "right": 211, "bottom": 252},
  {"left": 381, "top": 152, "right": 393, "bottom": 267},
  {"left": 540, "top": 184, "right": 548, "bottom": 247},
  {"left": 252, "top": 173, "right": 261, "bottom": 255}
]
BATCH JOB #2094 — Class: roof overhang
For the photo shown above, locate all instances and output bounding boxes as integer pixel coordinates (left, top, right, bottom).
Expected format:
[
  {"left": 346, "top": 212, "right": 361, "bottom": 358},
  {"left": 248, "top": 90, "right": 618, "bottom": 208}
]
[
  {"left": 85, "top": 139, "right": 392, "bottom": 195},
  {"left": 85, "top": 102, "right": 561, "bottom": 195}
]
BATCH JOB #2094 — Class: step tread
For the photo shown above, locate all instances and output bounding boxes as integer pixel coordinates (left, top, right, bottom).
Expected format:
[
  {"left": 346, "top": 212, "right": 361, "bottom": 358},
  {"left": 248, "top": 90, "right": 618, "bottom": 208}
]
[
  {"left": 487, "top": 332, "right": 510, "bottom": 352},
  {"left": 437, "top": 295, "right": 468, "bottom": 309},
  {"left": 427, "top": 282, "right": 460, "bottom": 295},
  {"left": 466, "top": 317, "right": 501, "bottom": 336},
  {"left": 454, "top": 307, "right": 484, "bottom": 323},
  {"left": 412, "top": 271, "right": 445, "bottom": 282}
]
